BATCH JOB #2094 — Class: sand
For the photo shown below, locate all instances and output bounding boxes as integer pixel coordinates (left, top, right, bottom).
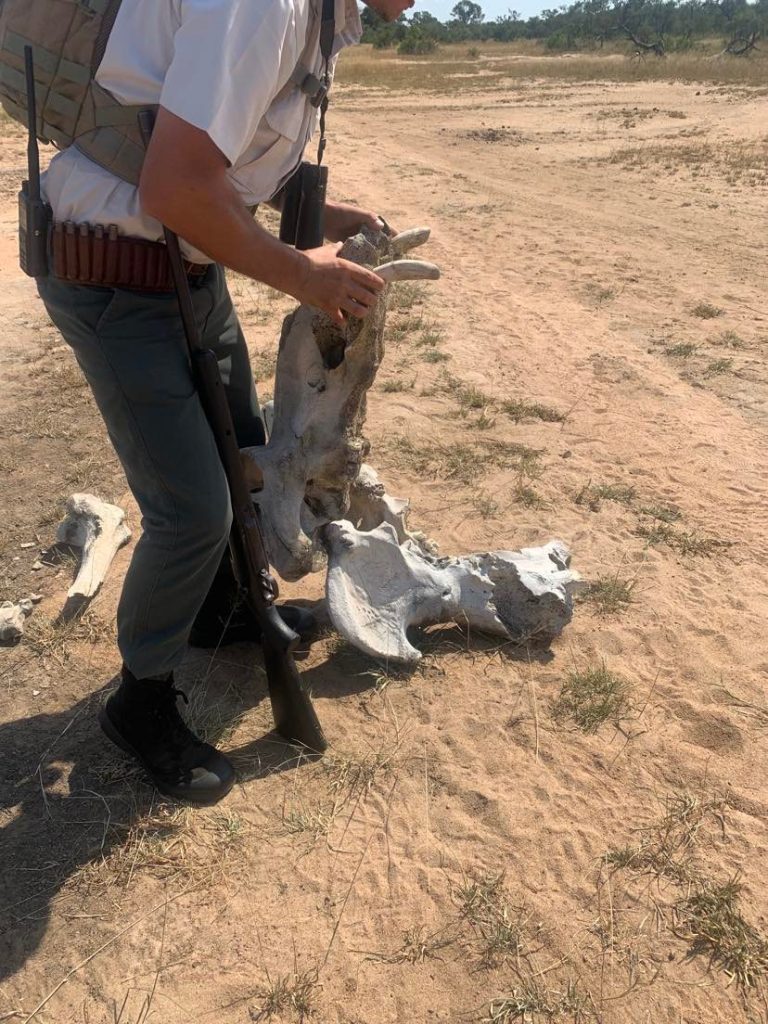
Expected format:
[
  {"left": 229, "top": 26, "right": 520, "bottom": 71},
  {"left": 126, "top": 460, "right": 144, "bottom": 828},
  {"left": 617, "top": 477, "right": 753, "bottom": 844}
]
[{"left": 1, "top": 56, "right": 767, "bottom": 1024}]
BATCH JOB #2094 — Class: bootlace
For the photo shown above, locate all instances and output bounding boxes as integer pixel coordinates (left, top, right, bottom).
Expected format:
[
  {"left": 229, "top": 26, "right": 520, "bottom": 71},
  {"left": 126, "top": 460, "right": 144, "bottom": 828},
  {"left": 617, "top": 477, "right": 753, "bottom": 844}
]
[{"left": 146, "top": 685, "right": 207, "bottom": 780}]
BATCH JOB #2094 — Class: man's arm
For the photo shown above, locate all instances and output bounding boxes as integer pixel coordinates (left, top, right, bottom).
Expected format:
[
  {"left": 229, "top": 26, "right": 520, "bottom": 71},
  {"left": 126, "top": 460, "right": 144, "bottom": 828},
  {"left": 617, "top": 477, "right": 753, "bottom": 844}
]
[{"left": 139, "top": 107, "right": 384, "bottom": 325}]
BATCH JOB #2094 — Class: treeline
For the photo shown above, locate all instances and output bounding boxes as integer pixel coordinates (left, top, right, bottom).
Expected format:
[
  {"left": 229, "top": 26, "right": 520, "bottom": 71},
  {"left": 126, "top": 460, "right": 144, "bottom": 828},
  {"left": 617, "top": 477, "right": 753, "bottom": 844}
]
[{"left": 362, "top": 0, "right": 767, "bottom": 55}]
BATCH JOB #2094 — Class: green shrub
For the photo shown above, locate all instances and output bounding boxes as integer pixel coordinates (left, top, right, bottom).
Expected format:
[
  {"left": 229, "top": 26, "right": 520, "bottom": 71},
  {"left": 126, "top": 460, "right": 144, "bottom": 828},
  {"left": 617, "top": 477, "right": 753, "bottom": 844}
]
[{"left": 398, "top": 31, "right": 439, "bottom": 55}]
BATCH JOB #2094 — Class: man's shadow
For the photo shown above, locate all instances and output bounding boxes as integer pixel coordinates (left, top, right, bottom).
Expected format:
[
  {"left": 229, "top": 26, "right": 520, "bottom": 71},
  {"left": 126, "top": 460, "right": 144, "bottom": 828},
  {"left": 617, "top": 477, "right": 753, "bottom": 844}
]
[{"left": 0, "top": 624, "right": 552, "bottom": 986}]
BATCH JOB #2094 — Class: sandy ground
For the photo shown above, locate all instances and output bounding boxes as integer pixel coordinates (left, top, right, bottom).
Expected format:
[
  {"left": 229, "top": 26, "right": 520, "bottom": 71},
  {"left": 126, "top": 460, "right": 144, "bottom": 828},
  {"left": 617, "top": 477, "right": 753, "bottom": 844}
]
[{"left": 1, "top": 58, "right": 767, "bottom": 1024}]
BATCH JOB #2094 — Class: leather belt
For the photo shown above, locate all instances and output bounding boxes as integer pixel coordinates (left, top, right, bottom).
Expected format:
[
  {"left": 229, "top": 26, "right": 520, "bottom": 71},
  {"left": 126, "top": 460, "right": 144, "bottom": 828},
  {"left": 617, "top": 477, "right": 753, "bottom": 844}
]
[{"left": 51, "top": 221, "right": 208, "bottom": 292}]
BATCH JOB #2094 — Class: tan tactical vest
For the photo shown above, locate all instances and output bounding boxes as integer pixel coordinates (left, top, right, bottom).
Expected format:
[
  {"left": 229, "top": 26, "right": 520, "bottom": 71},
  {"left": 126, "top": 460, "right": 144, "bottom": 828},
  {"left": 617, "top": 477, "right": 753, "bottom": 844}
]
[{"left": 0, "top": 0, "right": 155, "bottom": 186}]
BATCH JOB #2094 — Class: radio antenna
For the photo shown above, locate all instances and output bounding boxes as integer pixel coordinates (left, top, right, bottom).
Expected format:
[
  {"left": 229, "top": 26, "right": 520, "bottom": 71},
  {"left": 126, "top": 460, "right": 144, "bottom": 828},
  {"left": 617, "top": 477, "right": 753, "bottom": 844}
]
[{"left": 24, "top": 45, "right": 41, "bottom": 201}]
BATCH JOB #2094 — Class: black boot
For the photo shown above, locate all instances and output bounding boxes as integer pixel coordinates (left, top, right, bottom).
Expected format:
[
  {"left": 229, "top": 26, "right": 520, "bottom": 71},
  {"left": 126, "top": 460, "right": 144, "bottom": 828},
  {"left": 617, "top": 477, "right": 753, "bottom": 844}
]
[
  {"left": 189, "top": 553, "right": 317, "bottom": 649},
  {"left": 99, "top": 667, "right": 235, "bottom": 805}
]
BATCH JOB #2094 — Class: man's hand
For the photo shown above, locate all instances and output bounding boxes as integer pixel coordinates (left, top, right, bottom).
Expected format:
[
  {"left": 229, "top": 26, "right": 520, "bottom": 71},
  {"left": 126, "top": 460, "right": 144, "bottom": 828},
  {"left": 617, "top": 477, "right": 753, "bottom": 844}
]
[
  {"left": 296, "top": 243, "right": 385, "bottom": 325},
  {"left": 323, "top": 201, "right": 379, "bottom": 242}
]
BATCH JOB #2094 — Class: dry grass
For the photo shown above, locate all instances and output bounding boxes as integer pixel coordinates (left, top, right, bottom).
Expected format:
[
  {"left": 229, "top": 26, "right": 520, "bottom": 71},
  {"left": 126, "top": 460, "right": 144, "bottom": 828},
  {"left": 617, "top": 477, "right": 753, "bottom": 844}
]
[
  {"left": 389, "top": 281, "right": 427, "bottom": 311},
  {"left": 692, "top": 302, "right": 725, "bottom": 319},
  {"left": 603, "top": 792, "right": 727, "bottom": 886},
  {"left": 420, "top": 347, "right": 451, "bottom": 363},
  {"left": 552, "top": 662, "right": 632, "bottom": 733},
  {"left": 582, "top": 573, "right": 637, "bottom": 615},
  {"left": 359, "top": 925, "right": 458, "bottom": 965},
  {"left": 380, "top": 375, "right": 416, "bottom": 393},
  {"left": 337, "top": 43, "right": 768, "bottom": 94},
  {"left": 638, "top": 502, "right": 681, "bottom": 523},
  {"left": 674, "top": 878, "right": 768, "bottom": 988},
  {"left": 575, "top": 481, "right": 636, "bottom": 511},
  {"left": 703, "top": 357, "right": 734, "bottom": 377},
  {"left": 384, "top": 435, "right": 541, "bottom": 487},
  {"left": 23, "top": 609, "right": 116, "bottom": 663},
  {"left": 601, "top": 794, "right": 768, "bottom": 990},
  {"left": 664, "top": 341, "right": 698, "bottom": 358},
  {"left": 715, "top": 329, "right": 746, "bottom": 349},
  {"left": 501, "top": 398, "right": 564, "bottom": 423},
  {"left": 456, "top": 872, "right": 531, "bottom": 969},
  {"left": 251, "top": 968, "right": 320, "bottom": 1021},
  {"left": 635, "top": 520, "right": 731, "bottom": 556},
  {"left": 606, "top": 138, "right": 768, "bottom": 186}
]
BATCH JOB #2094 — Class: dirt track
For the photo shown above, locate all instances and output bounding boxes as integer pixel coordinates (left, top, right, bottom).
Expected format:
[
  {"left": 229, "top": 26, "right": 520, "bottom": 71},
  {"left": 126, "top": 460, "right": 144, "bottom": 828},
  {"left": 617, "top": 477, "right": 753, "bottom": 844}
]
[{"left": 1, "top": 60, "right": 767, "bottom": 1023}]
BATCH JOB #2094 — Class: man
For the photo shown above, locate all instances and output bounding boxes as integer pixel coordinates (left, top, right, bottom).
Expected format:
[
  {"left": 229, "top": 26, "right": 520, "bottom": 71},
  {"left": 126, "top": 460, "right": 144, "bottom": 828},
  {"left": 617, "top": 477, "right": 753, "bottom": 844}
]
[{"left": 36, "top": 0, "right": 414, "bottom": 806}]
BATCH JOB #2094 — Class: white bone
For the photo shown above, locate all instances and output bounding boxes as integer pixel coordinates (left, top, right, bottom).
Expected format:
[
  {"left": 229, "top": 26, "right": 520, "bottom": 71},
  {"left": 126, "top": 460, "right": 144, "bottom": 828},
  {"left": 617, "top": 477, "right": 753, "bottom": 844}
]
[
  {"left": 324, "top": 521, "right": 580, "bottom": 663},
  {"left": 0, "top": 598, "right": 35, "bottom": 643},
  {"left": 348, "top": 464, "right": 438, "bottom": 553},
  {"left": 56, "top": 493, "right": 131, "bottom": 601},
  {"left": 241, "top": 227, "right": 441, "bottom": 581},
  {"left": 373, "top": 260, "right": 440, "bottom": 283},
  {"left": 390, "top": 227, "right": 431, "bottom": 256}
]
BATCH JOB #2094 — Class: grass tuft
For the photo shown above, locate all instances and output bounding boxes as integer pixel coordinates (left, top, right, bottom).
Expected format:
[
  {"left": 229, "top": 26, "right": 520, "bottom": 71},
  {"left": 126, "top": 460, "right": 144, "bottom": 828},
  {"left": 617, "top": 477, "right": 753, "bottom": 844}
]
[
  {"left": 251, "top": 969, "right": 319, "bottom": 1021},
  {"left": 703, "top": 357, "right": 733, "bottom": 377},
  {"left": 582, "top": 574, "right": 636, "bottom": 615},
  {"left": 715, "top": 330, "right": 745, "bottom": 349},
  {"left": 575, "top": 481, "right": 636, "bottom": 511},
  {"left": 692, "top": 302, "right": 724, "bottom": 320},
  {"left": 389, "top": 281, "right": 426, "bottom": 311},
  {"left": 674, "top": 878, "right": 768, "bottom": 989},
  {"left": 553, "top": 662, "right": 631, "bottom": 733},
  {"left": 638, "top": 503, "right": 681, "bottom": 523},
  {"left": 360, "top": 925, "right": 457, "bottom": 965},
  {"left": 380, "top": 376, "right": 415, "bottom": 393},
  {"left": 664, "top": 342, "right": 698, "bottom": 358},
  {"left": 456, "top": 873, "right": 531, "bottom": 969},
  {"left": 420, "top": 348, "right": 451, "bottom": 363},
  {"left": 385, "top": 435, "right": 541, "bottom": 487},
  {"left": 501, "top": 398, "right": 564, "bottom": 423}
]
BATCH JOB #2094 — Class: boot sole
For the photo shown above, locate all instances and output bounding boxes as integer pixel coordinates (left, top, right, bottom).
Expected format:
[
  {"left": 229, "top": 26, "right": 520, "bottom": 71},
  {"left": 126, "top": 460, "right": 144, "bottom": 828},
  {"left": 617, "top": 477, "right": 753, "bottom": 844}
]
[{"left": 98, "top": 707, "right": 235, "bottom": 807}]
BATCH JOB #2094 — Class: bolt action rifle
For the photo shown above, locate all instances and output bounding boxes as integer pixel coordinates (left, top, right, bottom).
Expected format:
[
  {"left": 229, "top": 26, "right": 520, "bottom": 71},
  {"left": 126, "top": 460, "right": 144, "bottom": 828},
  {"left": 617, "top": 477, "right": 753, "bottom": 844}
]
[{"left": 137, "top": 109, "right": 327, "bottom": 756}]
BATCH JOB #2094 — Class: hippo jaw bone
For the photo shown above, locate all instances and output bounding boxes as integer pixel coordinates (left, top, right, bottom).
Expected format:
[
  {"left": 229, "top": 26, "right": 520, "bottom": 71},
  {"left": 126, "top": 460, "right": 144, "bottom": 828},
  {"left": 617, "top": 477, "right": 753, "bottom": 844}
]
[{"left": 323, "top": 520, "right": 581, "bottom": 664}]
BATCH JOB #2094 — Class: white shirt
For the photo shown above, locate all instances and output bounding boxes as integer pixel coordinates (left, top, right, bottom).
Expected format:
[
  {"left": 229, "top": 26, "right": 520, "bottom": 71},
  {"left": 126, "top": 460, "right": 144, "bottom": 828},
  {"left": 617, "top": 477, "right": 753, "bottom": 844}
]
[{"left": 41, "top": 0, "right": 362, "bottom": 262}]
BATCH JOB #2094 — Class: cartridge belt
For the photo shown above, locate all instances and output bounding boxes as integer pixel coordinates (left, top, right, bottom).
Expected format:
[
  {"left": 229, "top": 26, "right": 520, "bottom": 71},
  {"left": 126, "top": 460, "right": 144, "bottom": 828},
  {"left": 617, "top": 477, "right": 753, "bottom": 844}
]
[{"left": 51, "top": 221, "right": 208, "bottom": 292}]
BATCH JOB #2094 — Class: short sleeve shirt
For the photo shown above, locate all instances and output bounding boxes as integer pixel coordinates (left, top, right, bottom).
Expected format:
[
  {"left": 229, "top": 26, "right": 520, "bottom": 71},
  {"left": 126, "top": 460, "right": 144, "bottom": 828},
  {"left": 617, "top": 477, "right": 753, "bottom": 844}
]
[{"left": 41, "top": 0, "right": 362, "bottom": 262}]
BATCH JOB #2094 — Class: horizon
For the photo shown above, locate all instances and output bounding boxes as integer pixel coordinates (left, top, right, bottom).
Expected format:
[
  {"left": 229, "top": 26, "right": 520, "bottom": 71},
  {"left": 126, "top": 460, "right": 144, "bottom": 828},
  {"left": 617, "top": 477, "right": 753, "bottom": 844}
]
[{"left": 403, "top": 0, "right": 559, "bottom": 23}]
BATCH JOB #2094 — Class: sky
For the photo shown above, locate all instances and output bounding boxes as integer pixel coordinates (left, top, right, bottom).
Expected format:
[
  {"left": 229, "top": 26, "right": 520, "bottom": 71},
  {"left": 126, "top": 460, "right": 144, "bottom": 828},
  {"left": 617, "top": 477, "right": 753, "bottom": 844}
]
[{"left": 410, "top": 0, "right": 548, "bottom": 23}]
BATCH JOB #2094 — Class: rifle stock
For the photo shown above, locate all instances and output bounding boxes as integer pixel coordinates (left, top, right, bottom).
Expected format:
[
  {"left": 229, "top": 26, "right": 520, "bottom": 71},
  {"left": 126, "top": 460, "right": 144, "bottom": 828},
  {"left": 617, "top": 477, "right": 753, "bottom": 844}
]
[
  {"left": 136, "top": 109, "right": 327, "bottom": 755},
  {"left": 193, "top": 352, "right": 327, "bottom": 753}
]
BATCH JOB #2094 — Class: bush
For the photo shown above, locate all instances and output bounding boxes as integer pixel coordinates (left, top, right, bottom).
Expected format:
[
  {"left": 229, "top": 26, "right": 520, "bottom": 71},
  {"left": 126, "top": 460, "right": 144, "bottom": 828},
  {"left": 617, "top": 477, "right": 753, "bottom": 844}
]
[{"left": 398, "top": 31, "right": 439, "bottom": 54}]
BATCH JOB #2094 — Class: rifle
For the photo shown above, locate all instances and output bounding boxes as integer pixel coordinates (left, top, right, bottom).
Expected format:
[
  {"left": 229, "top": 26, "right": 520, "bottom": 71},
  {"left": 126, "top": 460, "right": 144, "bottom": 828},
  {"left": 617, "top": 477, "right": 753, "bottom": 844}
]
[
  {"left": 137, "top": 110, "right": 327, "bottom": 755},
  {"left": 18, "top": 45, "right": 52, "bottom": 278}
]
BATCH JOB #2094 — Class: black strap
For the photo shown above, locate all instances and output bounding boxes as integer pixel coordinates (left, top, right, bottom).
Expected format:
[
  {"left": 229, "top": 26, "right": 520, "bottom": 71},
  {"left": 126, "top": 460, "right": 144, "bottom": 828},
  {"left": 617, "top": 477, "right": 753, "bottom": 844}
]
[{"left": 316, "top": 0, "right": 335, "bottom": 166}]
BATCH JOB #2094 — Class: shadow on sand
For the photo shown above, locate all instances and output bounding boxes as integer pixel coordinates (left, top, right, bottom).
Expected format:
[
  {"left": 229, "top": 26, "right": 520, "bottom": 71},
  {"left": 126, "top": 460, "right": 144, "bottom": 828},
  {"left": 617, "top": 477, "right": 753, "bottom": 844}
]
[{"left": 0, "top": 622, "right": 552, "bottom": 985}]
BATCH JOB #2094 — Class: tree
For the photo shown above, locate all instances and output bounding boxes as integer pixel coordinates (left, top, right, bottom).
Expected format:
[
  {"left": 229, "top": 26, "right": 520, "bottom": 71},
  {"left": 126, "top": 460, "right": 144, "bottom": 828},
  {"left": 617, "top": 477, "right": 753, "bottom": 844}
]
[{"left": 451, "top": 0, "right": 485, "bottom": 23}]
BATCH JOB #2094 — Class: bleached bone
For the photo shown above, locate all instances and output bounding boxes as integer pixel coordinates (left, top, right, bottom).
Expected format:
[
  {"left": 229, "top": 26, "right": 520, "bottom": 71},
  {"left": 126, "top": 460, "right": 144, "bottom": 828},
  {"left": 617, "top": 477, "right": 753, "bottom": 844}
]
[
  {"left": 56, "top": 494, "right": 131, "bottom": 603},
  {"left": 348, "top": 464, "right": 437, "bottom": 554},
  {"left": 0, "top": 598, "right": 35, "bottom": 643},
  {"left": 324, "top": 520, "right": 580, "bottom": 663},
  {"left": 390, "top": 227, "right": 431, "bottom": 256},
  {"left": 373, "top": 260, "right": 440, "bottom": 283},
  {"left": 242, "top": 226, "right": 440, "bottom": 581}
]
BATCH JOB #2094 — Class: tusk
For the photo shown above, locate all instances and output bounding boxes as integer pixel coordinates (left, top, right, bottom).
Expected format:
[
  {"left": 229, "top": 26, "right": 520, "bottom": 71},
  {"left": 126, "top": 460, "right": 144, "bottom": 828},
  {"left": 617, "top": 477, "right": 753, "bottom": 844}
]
[
  {"left": 390, "top": 227, "right": 431, "bottom": 256},
  {"left": 373, "top": 260, "right": 440, "bottom": 283}
]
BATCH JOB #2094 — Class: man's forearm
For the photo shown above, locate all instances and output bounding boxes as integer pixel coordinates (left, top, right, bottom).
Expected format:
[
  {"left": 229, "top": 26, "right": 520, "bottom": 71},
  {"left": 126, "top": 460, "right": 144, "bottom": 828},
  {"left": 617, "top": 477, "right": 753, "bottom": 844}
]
[{"left": 141, "top": 166, "right": 307, "bottom": 298}]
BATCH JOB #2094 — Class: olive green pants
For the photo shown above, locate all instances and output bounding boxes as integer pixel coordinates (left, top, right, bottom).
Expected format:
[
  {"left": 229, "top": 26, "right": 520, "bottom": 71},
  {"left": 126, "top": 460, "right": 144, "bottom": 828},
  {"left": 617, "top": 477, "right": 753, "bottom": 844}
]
[{"left": 37, "top": 265, "right": 265, "bottom": 678}]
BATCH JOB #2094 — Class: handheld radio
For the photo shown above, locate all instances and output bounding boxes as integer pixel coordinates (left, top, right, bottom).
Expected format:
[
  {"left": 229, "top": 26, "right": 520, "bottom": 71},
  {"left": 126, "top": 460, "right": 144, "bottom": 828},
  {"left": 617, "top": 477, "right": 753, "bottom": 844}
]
[
  {"left": 18, "top": 45, "right": 52, "bottom": 277},
  {"left": 278, "top": 161, "right": 328, "bottom": 251}
]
